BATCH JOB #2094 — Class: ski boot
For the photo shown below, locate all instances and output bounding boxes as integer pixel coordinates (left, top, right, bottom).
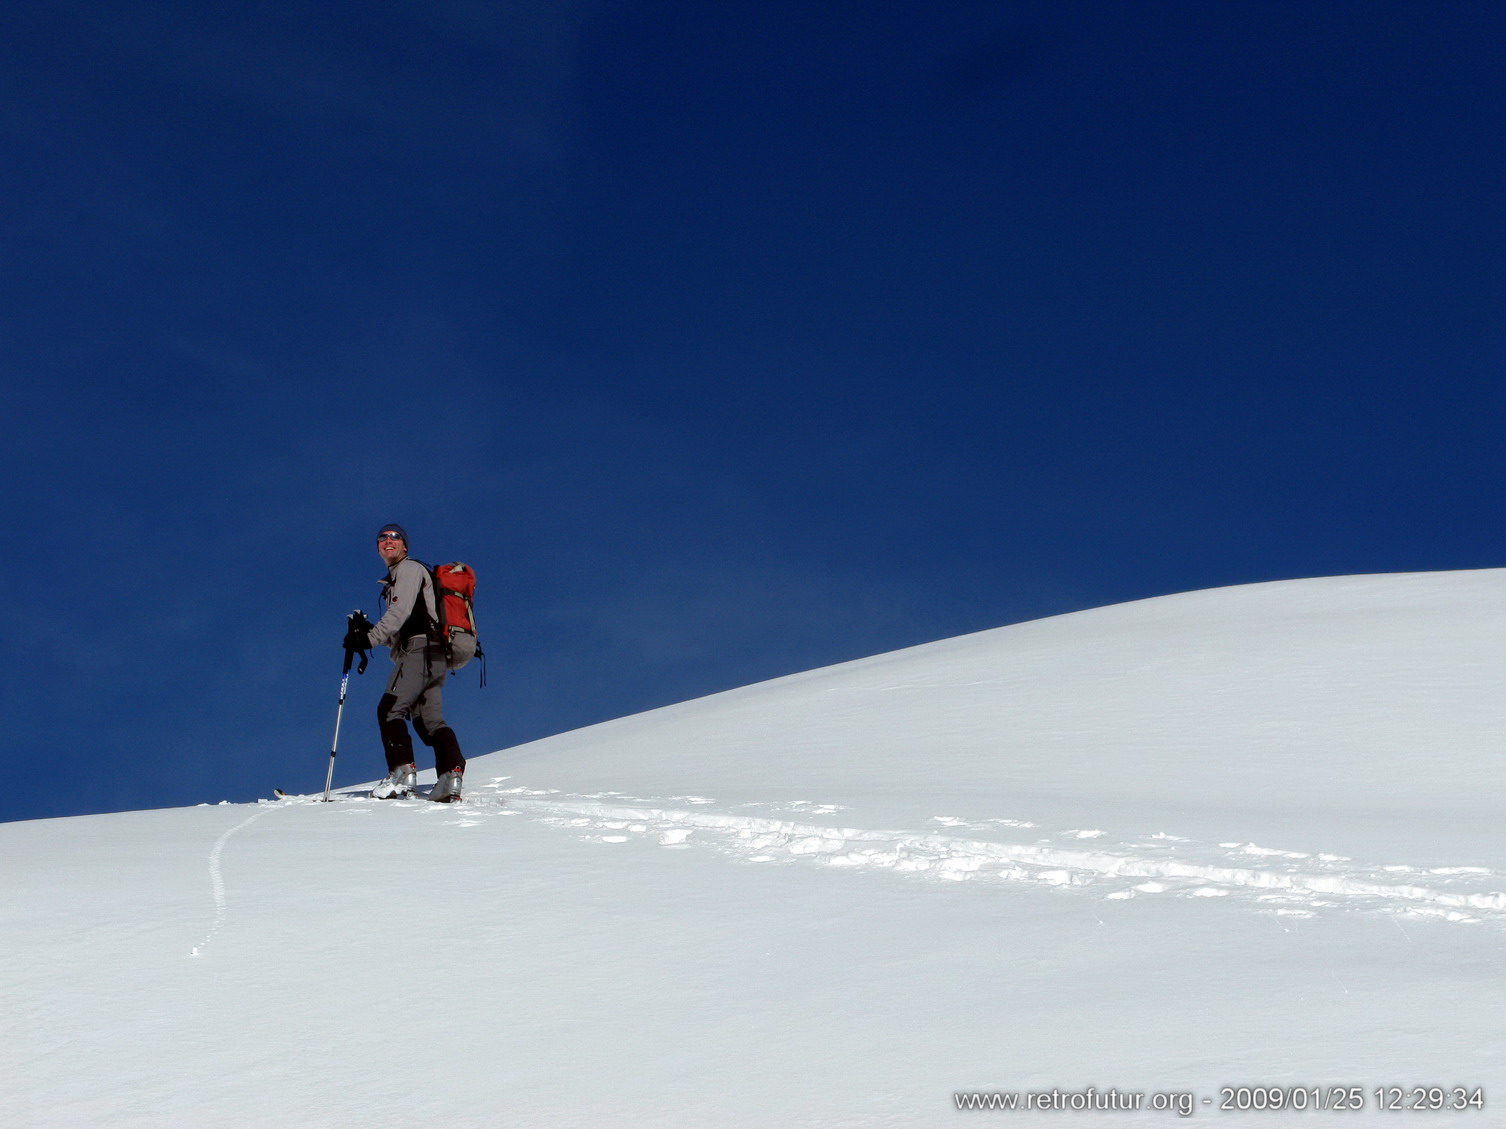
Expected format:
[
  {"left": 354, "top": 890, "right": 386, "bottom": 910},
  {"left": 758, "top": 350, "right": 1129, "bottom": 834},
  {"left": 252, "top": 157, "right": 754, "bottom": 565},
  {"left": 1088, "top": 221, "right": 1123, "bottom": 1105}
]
[
  {"left": 372, "top": 762, "right": 417, "bottom": 799},
  {"left": 429, "top": 769, "right": 463, "bottom": 803}
]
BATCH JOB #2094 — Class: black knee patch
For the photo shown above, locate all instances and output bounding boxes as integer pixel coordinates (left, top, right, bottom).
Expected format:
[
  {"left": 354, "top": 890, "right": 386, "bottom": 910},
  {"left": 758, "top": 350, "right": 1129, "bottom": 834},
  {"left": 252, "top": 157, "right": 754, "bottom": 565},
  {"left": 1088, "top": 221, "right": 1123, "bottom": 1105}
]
[{"left": 376, "top": 694, "right": 414, "bottom": 769}]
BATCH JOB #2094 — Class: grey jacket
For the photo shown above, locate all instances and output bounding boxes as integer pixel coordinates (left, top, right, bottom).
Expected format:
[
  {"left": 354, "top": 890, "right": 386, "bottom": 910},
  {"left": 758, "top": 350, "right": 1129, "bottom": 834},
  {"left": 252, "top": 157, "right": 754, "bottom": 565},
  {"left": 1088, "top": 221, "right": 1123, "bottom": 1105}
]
[{"left": 368, "top": 556, "right": 437, "bottom": 660}]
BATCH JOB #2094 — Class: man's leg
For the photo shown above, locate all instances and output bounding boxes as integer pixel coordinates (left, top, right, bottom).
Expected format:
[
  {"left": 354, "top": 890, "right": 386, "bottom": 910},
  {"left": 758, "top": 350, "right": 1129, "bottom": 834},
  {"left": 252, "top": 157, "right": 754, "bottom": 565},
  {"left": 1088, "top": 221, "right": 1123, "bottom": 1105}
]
[
  {"left": 377, "top": 641, "right": 430, "bottom": 771},
  {"left": 414, "top": 678, "right": 466, "bottom": 777},
  {"left": 414, "top": 667, "right": 465, "bottom": 801}
]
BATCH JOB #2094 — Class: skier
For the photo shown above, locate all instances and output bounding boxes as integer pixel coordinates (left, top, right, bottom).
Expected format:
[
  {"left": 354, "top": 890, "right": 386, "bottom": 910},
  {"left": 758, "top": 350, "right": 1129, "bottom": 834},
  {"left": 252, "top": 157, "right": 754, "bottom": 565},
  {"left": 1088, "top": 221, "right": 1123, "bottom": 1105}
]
[{"left": 344, "top": 524, "right": 467, "bottom": 802}]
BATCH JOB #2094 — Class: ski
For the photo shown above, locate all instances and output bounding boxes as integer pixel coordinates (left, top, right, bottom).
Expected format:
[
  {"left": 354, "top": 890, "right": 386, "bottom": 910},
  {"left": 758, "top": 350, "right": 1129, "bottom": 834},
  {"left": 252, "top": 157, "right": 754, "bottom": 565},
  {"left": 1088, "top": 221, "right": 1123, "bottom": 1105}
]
[
  {"left": 271, "top": 788, "right": 367, "bottom": 803},
  {"left": 271, "top": 787, "right": 463, "bottom": 804}
]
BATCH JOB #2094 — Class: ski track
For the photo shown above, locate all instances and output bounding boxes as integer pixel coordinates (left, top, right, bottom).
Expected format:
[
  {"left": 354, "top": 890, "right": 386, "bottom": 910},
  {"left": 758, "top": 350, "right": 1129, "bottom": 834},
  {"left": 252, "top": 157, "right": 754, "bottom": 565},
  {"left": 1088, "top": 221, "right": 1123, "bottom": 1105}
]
[
  {"left": 464, "top": 780, "right": 1506, "bottom": 926},
  {"left": 252, "top": 779, "right": 1506, "bottom": 925},
  {"left": 192, "top": 804, "right": 283, "bottom": 956}
]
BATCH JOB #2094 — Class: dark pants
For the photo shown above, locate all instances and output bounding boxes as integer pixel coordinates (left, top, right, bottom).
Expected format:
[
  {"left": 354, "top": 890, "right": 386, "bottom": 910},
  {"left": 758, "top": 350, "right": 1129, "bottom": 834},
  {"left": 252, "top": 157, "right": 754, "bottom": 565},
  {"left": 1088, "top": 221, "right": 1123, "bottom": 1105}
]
[{"left": 377, "top": 637, "right": 465, "bottom": 776}]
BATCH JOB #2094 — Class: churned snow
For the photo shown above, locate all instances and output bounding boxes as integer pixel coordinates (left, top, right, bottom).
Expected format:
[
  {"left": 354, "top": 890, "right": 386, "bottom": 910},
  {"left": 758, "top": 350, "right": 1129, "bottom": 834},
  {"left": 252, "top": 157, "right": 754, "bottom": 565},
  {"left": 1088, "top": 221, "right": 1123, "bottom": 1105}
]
[{"left": 2, "top": 569, "right": 1502, "bottom": 1126}]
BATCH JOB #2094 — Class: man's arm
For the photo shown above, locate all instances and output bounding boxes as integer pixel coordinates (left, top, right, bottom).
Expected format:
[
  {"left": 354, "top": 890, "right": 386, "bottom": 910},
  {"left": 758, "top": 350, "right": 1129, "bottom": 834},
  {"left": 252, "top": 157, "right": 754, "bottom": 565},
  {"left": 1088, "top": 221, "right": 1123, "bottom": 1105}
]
[{"left": 368, "top": 559, "right": 429, "bottom": 648}]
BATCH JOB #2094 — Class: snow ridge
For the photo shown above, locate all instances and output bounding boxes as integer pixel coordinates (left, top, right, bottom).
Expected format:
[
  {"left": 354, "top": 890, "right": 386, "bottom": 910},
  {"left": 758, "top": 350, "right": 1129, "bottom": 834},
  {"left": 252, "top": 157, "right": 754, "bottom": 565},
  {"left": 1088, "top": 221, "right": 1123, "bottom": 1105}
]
[{"left": 480, "top": 782, "right": 1505, "bottom": 925}]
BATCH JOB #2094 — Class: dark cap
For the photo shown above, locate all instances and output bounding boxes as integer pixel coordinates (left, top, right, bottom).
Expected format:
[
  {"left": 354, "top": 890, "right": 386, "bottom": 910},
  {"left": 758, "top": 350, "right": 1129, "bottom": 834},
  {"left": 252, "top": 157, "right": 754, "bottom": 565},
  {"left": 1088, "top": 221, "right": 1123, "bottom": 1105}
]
[{"left": 376, "top": 524, "right": 409, "bottom": 546}]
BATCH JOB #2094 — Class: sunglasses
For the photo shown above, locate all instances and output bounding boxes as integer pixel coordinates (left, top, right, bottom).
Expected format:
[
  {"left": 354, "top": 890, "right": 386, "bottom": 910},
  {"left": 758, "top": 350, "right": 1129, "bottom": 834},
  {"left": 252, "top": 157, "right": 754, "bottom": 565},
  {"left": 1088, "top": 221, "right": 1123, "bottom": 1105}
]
[{"left": 377, "top": 533, "right": 404, "bottom": 543}]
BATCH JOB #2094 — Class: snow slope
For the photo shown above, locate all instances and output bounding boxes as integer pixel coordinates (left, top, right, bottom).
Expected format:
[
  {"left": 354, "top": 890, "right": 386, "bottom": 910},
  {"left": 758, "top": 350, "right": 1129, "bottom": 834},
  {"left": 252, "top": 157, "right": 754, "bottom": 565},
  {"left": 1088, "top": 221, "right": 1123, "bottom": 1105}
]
[{"left": 3, "top": 570, "right": 1502, "bottom": 1127}]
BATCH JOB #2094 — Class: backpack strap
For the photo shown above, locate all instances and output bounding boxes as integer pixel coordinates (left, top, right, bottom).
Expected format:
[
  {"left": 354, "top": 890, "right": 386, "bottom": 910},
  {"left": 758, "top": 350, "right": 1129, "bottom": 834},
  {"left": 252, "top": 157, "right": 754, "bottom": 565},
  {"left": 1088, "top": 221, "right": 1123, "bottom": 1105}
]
[{"left": 390, "top": 558, "right": 438, "bottom": 647}]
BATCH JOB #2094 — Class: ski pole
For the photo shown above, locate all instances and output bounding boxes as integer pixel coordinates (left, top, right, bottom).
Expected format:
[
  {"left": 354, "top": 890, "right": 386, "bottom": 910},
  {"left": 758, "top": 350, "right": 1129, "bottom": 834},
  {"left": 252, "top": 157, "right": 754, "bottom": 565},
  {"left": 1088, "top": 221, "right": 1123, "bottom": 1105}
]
[{"left": 324, "top": 611, "right": 371, "bottom": 802}]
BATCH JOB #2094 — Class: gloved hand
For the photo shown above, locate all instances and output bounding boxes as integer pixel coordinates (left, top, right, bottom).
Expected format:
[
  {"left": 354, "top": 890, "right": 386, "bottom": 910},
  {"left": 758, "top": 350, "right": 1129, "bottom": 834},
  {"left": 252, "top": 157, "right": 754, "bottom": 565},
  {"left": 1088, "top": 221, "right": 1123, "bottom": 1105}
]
[{"left": 343, "top": 610, "right": 374, "bottom": 653}]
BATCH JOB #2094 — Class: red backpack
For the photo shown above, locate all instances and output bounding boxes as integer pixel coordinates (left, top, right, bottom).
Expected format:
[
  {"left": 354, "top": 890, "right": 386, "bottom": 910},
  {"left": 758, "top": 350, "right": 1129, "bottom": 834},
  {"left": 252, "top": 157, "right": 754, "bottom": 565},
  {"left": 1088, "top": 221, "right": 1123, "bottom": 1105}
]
[{"left": 429, "top": 562, "right": 484, "bottom": 680}]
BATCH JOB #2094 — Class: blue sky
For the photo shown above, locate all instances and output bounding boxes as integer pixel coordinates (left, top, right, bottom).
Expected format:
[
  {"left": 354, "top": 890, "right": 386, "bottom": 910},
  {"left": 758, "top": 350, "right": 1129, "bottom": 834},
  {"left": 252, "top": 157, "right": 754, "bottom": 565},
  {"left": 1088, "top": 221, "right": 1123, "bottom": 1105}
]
[{"left": 5, "top": 0, "right": 1502, "bottom": 823}]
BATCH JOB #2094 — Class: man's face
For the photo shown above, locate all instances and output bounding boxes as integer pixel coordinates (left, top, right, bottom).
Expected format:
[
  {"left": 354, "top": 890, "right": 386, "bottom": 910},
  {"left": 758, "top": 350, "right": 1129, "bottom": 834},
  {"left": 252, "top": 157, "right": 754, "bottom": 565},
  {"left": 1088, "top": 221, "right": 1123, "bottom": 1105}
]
[{"left": 377, "top": 533, "right": 407, "bottom": 566}]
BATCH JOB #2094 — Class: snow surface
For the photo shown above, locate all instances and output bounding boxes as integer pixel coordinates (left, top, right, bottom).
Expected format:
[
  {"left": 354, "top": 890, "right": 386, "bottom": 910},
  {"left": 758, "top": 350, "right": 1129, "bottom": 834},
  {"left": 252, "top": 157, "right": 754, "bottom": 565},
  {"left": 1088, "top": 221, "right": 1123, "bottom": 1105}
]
[{"left": 3, "top": 569, "right": 1503, "bottom": 1126}]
